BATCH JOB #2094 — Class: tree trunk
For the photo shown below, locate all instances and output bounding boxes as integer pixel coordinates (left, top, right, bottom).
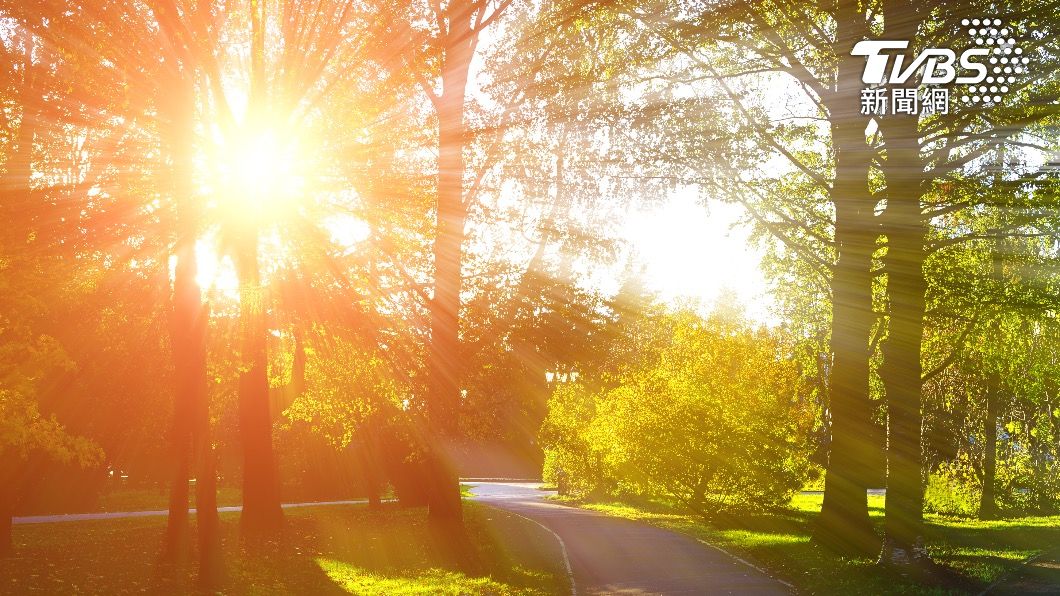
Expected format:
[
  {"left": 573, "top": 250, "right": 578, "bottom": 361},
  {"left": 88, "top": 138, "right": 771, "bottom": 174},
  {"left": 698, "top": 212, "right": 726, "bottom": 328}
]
[
  {"left": 190, "top": 281, "right": 221, "bottom": 584},
  {"left": 236, "top": 231, "right": 284, "bottom": 535},
  {"left": 1, "top": 480, "right": 13, "bottom": 557},
  {"left": 816, "top": 232, "right": 878, "bottom": 554},
  {"left": 979, "top": 376, "right": 999, "bottom": 520},
  {"left": 813, "top": 0, "right": 879, "bottom": 555},
  {"left": 425, "top": 6, "right": 476, "bottom": 524},
  {"left": 877, "top": 2, "right": 928, "bottom": 559},
  {"left": 195, "top": 445, "right": 223, "bottom": 584},
  {"left": 164, "top": 219, "right": 195, "bottom": 564},
  {"left": 236, "top": 0, "right": 283, "bottom": 538},
  {"left": 879, "top": 213, "right": 927, "bottom": 565},
  {"left": 162, "top": 379, "right": 191, "bottom": 562},
  {"left": 162, "top": 70, "right": 220, "bottom": 577}
]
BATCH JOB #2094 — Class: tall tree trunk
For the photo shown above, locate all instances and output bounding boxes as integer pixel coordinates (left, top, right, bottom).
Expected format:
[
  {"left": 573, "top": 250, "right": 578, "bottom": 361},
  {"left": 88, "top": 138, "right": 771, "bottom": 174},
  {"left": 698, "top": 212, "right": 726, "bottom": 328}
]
[
  {"left": 425, "top": 4, "right": 476, "bottom": 524},
  {"left": 0, "top": 466, "right": 13, "bottom": 557},
  {"left": 877, "top": 0, "right": 928, "bottom": 558},
  {"left": 978, "top": 251, "right": 1005, "bottom": 521},
  {"left": 237, "top": 0, "right": 283, "bottom": 537},
  {"left": 879, "top": 197, "right": 927, "bottom": 565},
  {"left": 164, "top": 166, "right": 195, "bottom": 563},
  {"left": 162, "top": 71, "right": 222, "bottom": 582},
  {"left": 979, "top": 374, "right": 1000, "bottom": 520},
  {"left": 189, "top": 274, "right": 221, "bottom": 584},
  {"left": 235, "top": 229, "right": 284, "bottom": 535},
  {"left": 163, "top": 322, "right": 192, "bottom": 560},
  {"left": 195, "top": 444, "right": 222, "bottom": 584},
  {"left": 814, "top": 0, "right": 879, "bottom": 555}
]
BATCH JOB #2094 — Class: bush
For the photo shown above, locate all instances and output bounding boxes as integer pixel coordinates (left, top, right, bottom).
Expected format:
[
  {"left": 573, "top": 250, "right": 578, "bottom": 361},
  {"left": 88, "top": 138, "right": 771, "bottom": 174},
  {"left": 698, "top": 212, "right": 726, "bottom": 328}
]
[
  {"left": 925, "top": 448, "right": 1060, "bottom": 517},
  {"left": 924, "top": 453, "right": 981, "bottom": 516},
  {"left": 541, "top": 383, "right": 617, "bottom": 499},
  {"left": 542, "top": 307, "right": 815, "bottom": 511}
]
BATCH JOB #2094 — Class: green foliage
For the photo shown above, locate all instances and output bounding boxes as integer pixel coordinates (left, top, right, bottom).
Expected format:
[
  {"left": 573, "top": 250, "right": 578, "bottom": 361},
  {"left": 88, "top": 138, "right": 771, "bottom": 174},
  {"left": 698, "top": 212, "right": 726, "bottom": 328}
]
[
  {"left": 924, "top": 454, "right": 983, "bottom": 517},
  {"left": 283, "top": 330, "right": 405, "bottom": 449},
  {"left": 543, "top": 305, "right": 814, "bottom": 511},
  {"left": 541, "top": 382, "right": 616, "bottom": 499},
  {"left": 926, "top": 448, "right": 1060, "bottom": 517},
  {"left": 0, "top": 260, "right": 104, "bottom": 474},
  {"left": 0, "top": 390, "right": 102, "bottom": 469}
]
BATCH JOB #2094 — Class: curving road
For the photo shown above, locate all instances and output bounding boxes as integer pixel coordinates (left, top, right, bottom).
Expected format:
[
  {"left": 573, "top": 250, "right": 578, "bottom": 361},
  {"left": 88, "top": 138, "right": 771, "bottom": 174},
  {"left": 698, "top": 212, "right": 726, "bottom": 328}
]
[{"left": 469, "top": 482, "right": 790, "bottom": 595}]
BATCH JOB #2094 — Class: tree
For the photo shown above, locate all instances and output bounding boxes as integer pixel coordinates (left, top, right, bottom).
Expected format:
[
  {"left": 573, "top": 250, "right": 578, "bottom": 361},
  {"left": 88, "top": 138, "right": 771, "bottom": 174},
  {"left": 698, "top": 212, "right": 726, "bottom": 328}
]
[
  {"left": 542, "top": 303, "right": 815, "bottom": 511},
  {"left": 921, "top": 170, "right": 1060, "bottom": 520},
  {"left": 0, "top": 12, "right": 103, "bottom": 553},
  {"left": 158, "top": 66, "right": 221, "bottom": 580},
  {"left": 376, "top": 0, "right": 518, "bottom": 522},
  {"left": 871, "top": 0, "right": 1060, "bottom": 565},
  {"left": 608, "top": 0, "right": 883, "bottom": 552}
]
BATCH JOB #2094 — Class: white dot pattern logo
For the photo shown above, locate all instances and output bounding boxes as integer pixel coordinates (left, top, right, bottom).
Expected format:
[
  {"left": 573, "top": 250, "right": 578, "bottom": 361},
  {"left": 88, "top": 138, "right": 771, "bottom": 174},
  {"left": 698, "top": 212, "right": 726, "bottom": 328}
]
[{"left": 958, "top": 18, "right": 1029, "bottom": 105}]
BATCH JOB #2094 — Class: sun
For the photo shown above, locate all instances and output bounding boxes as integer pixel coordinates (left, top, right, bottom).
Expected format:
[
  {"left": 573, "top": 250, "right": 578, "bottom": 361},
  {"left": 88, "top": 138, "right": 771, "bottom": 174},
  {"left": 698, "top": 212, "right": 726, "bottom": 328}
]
[
  {"left": 204, "top": 123, "right": 312, "bottom": 226},
  {"left": 190, "top": 117, "right": 372, "bottom": 294}
]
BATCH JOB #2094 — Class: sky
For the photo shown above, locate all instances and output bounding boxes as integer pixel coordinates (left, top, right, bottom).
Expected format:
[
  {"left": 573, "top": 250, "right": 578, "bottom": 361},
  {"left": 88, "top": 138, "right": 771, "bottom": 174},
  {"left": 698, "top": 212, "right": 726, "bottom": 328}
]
[
  {"left": 183, "top": 16, "right": 777, "bottom": 325},
  {"left": 621, "top": 190, "right": 774, "bottom": 323},
  {"left": 191, "top": 192, "right": 775, "bottom": 323}
]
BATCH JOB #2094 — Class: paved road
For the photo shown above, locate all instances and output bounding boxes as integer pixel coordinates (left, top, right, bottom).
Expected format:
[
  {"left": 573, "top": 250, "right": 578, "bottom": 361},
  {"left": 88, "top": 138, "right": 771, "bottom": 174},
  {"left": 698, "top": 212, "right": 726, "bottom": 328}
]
[{"left": 469, "top": 482, "right": 790, "bottom": 595}]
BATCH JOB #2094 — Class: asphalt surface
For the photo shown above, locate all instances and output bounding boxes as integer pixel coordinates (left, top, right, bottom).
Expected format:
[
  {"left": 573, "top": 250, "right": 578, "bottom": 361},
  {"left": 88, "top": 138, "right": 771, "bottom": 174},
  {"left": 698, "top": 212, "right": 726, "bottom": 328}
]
[{"left": 469, "top": 481, "right": 791, "bottom": 595}]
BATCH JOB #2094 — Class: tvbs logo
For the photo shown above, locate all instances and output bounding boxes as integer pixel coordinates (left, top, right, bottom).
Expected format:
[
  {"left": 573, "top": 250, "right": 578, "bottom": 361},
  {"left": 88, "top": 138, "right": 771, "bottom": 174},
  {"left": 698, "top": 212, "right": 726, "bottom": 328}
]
[
  {"left": 852, "top": 19, "right": 1028, "bottom": 114},
  {"left": 852, "top": 41, "right": 989, "bottom": 85}
]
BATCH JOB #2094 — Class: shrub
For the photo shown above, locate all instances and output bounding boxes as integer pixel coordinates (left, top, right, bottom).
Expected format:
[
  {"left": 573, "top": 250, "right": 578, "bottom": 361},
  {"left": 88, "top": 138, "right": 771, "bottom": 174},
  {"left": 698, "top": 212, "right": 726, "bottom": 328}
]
[
  {"left": 924, "top": 453, "right": 980, "bottom": 516},
  {"left": 542, "top": 307, "right": 815, "bottom": 511},
  {"left": 925, "top": 448, "right": 1060, "bottom": 517}
]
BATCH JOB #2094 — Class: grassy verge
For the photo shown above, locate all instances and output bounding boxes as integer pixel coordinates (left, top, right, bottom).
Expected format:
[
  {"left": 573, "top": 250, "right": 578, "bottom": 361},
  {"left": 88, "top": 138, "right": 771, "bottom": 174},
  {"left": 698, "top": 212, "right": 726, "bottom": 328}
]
[
  {"left": 571, "top": 493, "right": 1060, "bottom": 594},
  {"left": 93, "top": 486, "right": 244, "bottom": 513},
  {"left": 3, "top": 502, "right": 568, "bottom": 595}
]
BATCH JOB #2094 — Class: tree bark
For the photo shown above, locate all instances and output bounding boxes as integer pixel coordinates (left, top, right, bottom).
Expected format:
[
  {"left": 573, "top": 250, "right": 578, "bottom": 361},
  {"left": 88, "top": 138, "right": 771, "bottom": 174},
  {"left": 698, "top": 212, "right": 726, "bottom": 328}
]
[
  {"left": 813, "top": 0, "right": 879, "bottom": 555},
  {"left": 979, "top": 375, "right": 1000, "bottom": 520},
  {"left": 0, "top": 476, "right": 13, "bottom": 557},
  {"left": 162, "top": 370, "right": 191, "bottom": 561},
  {"left": 877, "top": 0, "right": 928, "bottom": 559},
  {"left": 878, "top": 202, "right": 927, "bottom": 565},
  {"left": 236, "top": 230, "right": 284, "bottom": 535},
  {"left": 236, "top": 0, "right": 283, "bottom": 537},
  {"left": 160, "top": 67, "right": 222, "bottom": 580},
  {"left": 195, "top": 444, "right": 223, "bottom": 584},
  {"left": 164, "top": 190, "right": 195, "bottom": 564},
  {"left": 190, "top": 281, "right": 221, "bottom": 584},
  {"left": 425, "top": 3, "right": 477, "bottom": 524}
]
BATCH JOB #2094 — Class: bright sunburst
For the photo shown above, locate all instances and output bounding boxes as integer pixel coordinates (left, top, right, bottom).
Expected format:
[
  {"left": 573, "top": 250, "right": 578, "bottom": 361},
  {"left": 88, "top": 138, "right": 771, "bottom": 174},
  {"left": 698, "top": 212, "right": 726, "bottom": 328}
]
[{"left": 207, "top": 125, "right": 309, "bottom": 223}]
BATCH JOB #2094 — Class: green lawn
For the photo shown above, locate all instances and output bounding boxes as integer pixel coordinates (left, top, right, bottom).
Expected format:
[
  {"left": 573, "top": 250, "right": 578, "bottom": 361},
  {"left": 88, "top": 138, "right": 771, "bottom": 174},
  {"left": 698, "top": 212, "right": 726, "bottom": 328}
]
[
  {"left": 2, "top": 502, "right": 569, "bottom": 595},
  {"left": 576, "top": 493, "right": 1060, "bottom": 594},
  {"left": 93, "top": 485, "right": 245, "bottom": 513}
]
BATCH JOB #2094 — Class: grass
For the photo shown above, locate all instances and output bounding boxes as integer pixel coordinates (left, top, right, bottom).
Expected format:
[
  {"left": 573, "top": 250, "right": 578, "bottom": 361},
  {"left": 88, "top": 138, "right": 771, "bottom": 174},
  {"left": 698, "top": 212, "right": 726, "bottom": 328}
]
[
  {"left": 94, "top": 486, "right": 244, "bottom": 513},
  {"left": 574, "top": 493, "right": 1060, "bottom": 594},
  {"left": 2, "top": 502, "right": 569, "bottom": 594}
]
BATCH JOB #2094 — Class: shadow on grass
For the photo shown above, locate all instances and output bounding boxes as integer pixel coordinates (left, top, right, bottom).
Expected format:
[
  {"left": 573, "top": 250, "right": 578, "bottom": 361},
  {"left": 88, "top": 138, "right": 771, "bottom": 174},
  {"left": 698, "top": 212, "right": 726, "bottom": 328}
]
[
  {"left": 4, "top": 502, "right": 565, "bottom": 595},
  {"left": 222, "top": 502, "right": 563, "bottom": 594}
]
